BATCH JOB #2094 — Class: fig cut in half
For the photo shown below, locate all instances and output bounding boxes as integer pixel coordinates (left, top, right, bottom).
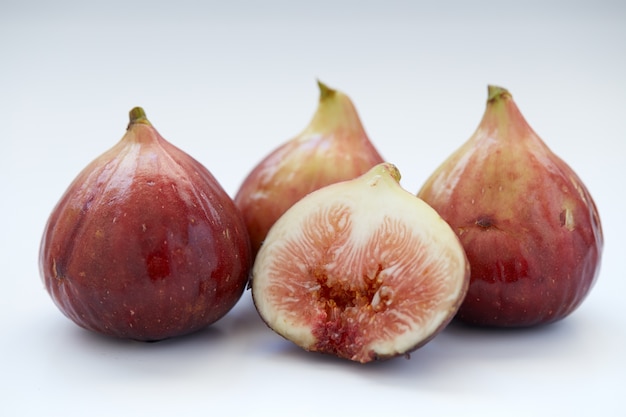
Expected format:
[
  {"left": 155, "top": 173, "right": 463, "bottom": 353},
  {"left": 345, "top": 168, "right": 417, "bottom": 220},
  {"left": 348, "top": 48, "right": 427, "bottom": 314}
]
[{"left": 251, "top": 163, "right": 470, "bottom": 363}]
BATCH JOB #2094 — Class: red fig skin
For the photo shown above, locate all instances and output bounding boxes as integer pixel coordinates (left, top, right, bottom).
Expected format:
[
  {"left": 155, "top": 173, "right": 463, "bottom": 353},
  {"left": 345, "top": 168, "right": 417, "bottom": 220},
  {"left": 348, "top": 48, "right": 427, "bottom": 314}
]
[
  {"left": 39, "top": 108, "right": 251, "bottom": 341},
  {"left": 418, "top": 86, "right": 603, "bottom": 327},
  {"left": 234, "top": 81, "right": 384, "bottom": 256}
]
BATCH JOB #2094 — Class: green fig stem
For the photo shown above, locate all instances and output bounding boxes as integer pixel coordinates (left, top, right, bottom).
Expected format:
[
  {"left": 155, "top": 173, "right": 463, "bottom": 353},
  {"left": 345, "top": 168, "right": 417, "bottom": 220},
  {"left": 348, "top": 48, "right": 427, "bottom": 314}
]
[
  {"left": 373, "top": 162, "right": 401, "bottom": 183},
  {"left": 300, "top": 80, "right": 364, "bottom": 137},
  {"left": 386, "top": 163, "right": 401, "bottom": 183},
  {"left": 483, "top": 85, "right": 536, "bottom": 141},
  {"left": 365, "top": 163, "right": 402, "bottom": 189},
  {"left": 487, "top": 85, "right": 512, "bottom": 103},
  {"left": 127, "top": 107, "right": 151, "bottom": 129},
  {"left": 317, "top": 80, "right": 336, "bottom": 101}
]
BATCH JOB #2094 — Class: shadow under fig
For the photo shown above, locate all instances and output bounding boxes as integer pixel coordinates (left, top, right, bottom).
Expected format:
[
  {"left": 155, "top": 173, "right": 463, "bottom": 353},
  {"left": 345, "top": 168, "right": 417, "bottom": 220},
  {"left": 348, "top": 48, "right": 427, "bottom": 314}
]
[{"left": 351, "top": 315, "right": 586, "bottom": 384}]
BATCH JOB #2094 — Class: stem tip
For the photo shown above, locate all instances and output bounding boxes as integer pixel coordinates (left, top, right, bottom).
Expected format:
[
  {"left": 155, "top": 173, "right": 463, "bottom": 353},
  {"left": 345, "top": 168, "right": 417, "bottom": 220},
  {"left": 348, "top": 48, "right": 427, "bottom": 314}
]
[
  {"left": 487, "top": 85, "right": 512, "bottom": 103},
  {"left": 128, "top": 107, "right": 151, "bottom": 129},
  {"left": 317, "top": 79, "right": 336, "bottom": 101}
]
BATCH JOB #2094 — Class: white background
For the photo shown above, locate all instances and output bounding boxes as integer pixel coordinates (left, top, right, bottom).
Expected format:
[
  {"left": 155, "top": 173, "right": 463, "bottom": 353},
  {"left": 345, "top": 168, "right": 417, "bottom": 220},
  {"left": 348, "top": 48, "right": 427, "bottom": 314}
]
[{"left": 2, "top": 1, "right": 624, "bottom": 416}]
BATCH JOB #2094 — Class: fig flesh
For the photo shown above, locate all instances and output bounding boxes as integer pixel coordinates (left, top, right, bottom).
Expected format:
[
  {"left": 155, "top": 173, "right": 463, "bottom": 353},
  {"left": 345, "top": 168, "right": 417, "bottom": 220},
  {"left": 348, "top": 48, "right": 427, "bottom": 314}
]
[
  {"left": 418, "top": 86, "right": 603, "bottom": 327},
  {"left": 234, "top": 81, "right": 384, "bottom": 256},
  {"left": 252, "top": 163, "right": 470, "bottom": 363},
  {"left": 39, "top": 107, "right": 252, "bottom": 341}
]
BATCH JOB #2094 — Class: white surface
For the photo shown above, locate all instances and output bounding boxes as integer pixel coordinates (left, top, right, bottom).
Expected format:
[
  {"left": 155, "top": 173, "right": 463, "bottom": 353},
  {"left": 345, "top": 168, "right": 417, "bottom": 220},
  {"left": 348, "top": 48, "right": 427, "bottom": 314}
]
[{"left": 1, "top": 1, "right": 624, "bottom": 416}]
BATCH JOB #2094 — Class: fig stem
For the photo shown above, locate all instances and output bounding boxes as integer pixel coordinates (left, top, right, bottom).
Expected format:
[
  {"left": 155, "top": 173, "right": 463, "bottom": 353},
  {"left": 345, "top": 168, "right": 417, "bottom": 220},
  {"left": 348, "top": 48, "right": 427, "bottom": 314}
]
[
  {"left": 482, "top": 85, "right": 536, "bottom": 145},
  {"left": 386, "top": 163, "right": 401, "bottom": 183},
  {"left": 487, "top": 85, "right": 512, "bottom": 103},
  {"left": 127, "top": 107, "right": 152, "bottom": 129},
  {"left": 373, "top": 162, "right": 401, "bottom": 183},
  {"left": 317, "top": 80, "right": 336, "bottom": 101}
]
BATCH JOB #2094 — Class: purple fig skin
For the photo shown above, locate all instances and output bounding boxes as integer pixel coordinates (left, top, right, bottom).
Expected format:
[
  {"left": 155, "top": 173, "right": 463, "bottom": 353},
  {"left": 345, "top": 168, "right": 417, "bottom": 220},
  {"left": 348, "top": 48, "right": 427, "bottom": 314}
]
[
  {"left": 418, "top": 86, "right": 603, "bottom": 327},
  {"left": 39, "top": 107, "right": 252, "bottom": 341}
]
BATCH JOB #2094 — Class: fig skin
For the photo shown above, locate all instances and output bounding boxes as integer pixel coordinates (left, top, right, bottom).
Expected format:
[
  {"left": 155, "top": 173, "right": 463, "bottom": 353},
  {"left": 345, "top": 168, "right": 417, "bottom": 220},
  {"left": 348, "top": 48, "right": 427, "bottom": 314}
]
[
  {"left": 234, "top": 80, "right": 384, "bottom": 256},
  {"left": 39, "top": 107, "right": 252, "bottom": 341},
  {"left": 418, "top": 86, "right": 603, "bottom": 327},
  {"left": 252, "top": 163, "right": 470, "bottom": 363}
]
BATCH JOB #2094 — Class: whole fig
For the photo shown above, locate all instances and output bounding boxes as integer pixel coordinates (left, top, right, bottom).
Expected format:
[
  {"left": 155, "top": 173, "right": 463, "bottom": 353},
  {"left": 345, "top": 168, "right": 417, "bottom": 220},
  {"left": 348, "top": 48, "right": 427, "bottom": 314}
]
[
  {"left": 418, "top": 86, "right": 603, "bottom": 327},
  {"left": 39, "top": 107, "right": 251, "bottom": 341},
  {"left": 234, "top": 80, "right": 384, "bottom": 256}
]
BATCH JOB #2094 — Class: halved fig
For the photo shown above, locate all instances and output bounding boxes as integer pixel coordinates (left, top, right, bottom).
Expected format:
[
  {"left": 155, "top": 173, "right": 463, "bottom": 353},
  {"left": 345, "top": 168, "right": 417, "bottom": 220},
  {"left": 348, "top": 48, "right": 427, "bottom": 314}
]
[{"left": 251, "top": 163, "right": 470, "bottom": 363}]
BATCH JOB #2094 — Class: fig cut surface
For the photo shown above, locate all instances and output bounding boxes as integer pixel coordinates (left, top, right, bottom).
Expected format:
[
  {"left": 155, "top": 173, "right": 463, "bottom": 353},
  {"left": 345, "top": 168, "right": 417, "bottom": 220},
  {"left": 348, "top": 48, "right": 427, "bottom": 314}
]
[{"left": 252, "top": 163, "right": 470, "bottom": 363}]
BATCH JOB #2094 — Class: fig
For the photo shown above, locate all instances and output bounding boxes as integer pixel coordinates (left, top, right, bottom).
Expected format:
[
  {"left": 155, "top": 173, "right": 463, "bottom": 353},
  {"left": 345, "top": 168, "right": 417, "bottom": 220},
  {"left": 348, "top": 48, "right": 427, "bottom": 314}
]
[
  {"left": 418, "top": 85, "right": 603, "bottom": 327},
  {"left": 234, "top": 80, "right": 384, "bottom": 256},
  {"left": 39, "top": 107, "right": 251, "bottom": 341},
  {"left": 252, "top": 163, "right": 470, "bottom": 363}
]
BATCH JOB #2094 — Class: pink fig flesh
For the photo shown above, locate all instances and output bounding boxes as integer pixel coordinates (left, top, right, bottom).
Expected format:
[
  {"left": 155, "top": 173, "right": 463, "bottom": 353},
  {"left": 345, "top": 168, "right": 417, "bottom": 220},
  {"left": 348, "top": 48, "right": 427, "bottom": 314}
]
[{"left": 252, "top": 163, "right": 470, "bottom": 363}]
